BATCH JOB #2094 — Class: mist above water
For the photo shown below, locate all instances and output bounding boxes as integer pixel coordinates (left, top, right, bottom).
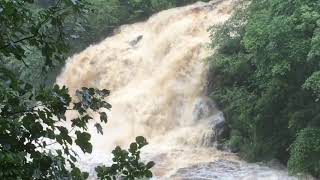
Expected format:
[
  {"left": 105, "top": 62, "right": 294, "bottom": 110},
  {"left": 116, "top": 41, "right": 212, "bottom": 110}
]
[{"left": 57, "top": 1, "right": 303, "bottom": 179}]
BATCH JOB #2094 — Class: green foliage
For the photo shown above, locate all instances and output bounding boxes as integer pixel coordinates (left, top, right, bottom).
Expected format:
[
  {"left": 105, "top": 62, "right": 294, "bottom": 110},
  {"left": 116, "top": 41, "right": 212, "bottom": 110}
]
[
  {"left": 208, "top": 0, "right": 320, "bottom": 177},
  {"left": 0, "top": 0, "right": 87, "bottom": 65},
  {"left": 0, "top": 0, "right": 154, "bottom": 179},
  {"left": 0, "top": 0, "right": 89, "bottom": 86},
  {"left": 288, "top": 128, "right": 320, "bottom": 177},
  {"left": 96, "top": 136, "right": 155, "bottom": 180},
  {"left": 0, "top": 78, "right": 111, "bottom": 179},
  {"left": 303, "top": 71, "right": 320, "bottom": 97}
]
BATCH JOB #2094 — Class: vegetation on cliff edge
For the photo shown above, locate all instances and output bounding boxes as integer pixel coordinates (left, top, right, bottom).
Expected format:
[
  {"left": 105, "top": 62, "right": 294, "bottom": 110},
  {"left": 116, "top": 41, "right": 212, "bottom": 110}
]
[{"left": 208, "top": 0, "right": 320, "bottom": 177}]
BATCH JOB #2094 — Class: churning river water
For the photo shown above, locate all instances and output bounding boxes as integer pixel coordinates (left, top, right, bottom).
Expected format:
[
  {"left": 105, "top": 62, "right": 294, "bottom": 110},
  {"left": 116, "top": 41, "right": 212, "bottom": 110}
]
[{"left": 57, "top": 1, "right": 313, "bottom": 179}]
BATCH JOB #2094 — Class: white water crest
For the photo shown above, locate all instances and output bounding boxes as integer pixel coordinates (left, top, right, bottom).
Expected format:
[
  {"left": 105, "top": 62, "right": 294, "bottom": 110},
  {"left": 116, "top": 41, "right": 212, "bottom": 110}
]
[{"left": 57, "top": 0, "right": 307, "bottom": 179}]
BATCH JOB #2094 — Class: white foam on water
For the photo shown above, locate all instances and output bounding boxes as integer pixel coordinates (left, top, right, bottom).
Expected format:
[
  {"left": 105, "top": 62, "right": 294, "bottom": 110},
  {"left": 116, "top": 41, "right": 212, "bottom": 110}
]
[{"left": 57, "top": 1, "right": 308, "bottom": 179}]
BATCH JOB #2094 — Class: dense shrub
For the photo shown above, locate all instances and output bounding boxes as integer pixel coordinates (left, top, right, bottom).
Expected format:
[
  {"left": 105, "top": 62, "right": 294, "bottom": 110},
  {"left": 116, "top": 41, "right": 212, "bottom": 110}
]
[{"left": 208, "top": 0, "right": 320, "bottom": 177}]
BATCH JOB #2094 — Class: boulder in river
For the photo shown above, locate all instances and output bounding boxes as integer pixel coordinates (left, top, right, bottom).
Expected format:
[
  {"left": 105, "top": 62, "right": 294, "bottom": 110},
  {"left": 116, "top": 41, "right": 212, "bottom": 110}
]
[
  {"left": 208, "top": 113, "right": 229, "bottom": 148},
  {"left": 192, "top": 97, "right": 217, "bottom": 121},
  {"left": 192, "top": 97, "right": 229, "bottom": 148},
  {"left": 129, "top": 35, "right": 143, "bottom": 46}
]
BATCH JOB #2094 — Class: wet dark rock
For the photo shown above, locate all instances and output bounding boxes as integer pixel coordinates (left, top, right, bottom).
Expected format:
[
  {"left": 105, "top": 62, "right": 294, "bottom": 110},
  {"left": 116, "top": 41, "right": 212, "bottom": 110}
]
[
  {"left": 192, "top": 97, "right": 230, "bottom": 148},
  {"left": 193, "top": 97, "right": 216, "bottom": 121},
  {"left": 207, "top": 113, "right": 229, "bottom": 149},
  {"left": 129, "top": 35, "right": 143, "bottom": 46},
  {"left": 228, "top": 144, "right": 240, "bottom": 153},
  {"left": 213, "top": 116, "right": 228, "bottom": 143}
]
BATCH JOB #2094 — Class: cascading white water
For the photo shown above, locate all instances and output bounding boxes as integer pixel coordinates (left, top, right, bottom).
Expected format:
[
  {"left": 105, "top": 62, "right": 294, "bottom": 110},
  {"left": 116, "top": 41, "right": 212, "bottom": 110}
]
[{"left": 57, "top": 0, "right": 305, "bottom": 179}]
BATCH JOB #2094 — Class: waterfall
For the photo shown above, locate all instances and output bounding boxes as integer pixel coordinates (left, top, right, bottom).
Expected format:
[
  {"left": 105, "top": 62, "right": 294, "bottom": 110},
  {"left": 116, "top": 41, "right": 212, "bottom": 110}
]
[{"left": 57, "top": 0, "right": 303, "bottom": 179}]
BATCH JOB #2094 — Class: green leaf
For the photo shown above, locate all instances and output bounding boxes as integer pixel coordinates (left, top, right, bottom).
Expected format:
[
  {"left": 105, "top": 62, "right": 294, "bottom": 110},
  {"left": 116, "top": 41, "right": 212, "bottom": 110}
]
[
  {"left": 101, "top": 89, "right": 110, "bottom": 97},
  {"left": 145, "top": 170, "right": 153, "bottom": 178},
  {"left": 95, "top": 123, "right": 103, "bottom": 135},
  {"left": 100, "top": 112, "right": 108, "bottom": 123},
  {"left": 70, "top": 154, "right": 77, "bottom": 162},
  {"left": 146, "top": 161, "right": 155, "bottom": 169},
  {"left": 75, "top": 131, "right": 92, "bottom": 153},
  {"left": 136, "top": 136, "right": 148, "bottom": 148},
  {"left": 129, "top": 142, "right": 138, "bottom": 153},
  {"left": 57, "top": 126, "right": 72, "bottom": 145},
  {"left": 71, "top": 167, "right": 89, "bottom": 180}
]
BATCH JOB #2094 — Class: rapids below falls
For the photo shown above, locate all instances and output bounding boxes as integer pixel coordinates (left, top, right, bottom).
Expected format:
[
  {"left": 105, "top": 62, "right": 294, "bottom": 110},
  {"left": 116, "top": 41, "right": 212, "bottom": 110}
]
[{"left": 56, "top": 0, "right": 312, "bottom": 179}]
